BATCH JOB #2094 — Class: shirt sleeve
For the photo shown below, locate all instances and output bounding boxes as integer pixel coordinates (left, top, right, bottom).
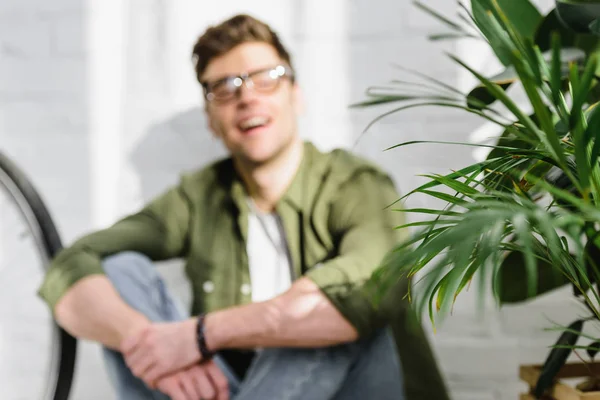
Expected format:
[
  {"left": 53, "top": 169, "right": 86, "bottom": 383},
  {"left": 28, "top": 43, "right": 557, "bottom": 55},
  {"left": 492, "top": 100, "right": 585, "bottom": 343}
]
[
  {"left": 305, "top": 168, "right": 409, "bottom": 338},
  {"left": 38, "top": 181, "right": 192, "bottom": 313}
]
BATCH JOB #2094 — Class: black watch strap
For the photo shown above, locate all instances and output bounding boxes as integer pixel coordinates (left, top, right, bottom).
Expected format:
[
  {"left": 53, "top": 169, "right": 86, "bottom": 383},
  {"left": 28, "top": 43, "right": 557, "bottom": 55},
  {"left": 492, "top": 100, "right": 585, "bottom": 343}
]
[{"left": 196, "top": 314, "right": 215, "bottom": 361}]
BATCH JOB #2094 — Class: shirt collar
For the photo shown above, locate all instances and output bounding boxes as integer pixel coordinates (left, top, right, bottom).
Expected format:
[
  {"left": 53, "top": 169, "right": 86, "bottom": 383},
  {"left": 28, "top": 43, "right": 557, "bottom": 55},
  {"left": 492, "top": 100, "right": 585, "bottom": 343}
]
[{"left": 226, "top": 141, "right": 323, "bottom": 213}]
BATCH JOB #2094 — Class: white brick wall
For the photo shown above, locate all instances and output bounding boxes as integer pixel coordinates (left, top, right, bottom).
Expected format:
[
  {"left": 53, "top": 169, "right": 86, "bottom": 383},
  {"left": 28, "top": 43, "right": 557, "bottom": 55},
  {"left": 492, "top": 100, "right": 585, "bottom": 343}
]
[{"left": 0, "top": 0, "right": 578, "bottom": 399}]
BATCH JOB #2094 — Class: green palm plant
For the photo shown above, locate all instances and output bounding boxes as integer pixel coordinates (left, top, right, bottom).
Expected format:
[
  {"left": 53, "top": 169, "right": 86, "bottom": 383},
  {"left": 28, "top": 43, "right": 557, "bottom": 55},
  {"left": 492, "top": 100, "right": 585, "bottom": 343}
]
[{"left": 356, "top": 0, "right": 600, "bottom": 397}]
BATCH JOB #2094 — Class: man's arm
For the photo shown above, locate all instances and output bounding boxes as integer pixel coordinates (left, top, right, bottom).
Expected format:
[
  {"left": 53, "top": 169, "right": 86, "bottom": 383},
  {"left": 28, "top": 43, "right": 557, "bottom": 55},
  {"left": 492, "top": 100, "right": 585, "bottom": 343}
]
[
  {"left": 205, "top": 168, "right": 406, "bottom": 349},
  {"left": 54, "top": 276, "right": 150, "bottom": 350},
  {"left": 40, "top": 182, "right": 192, "bottom": 349},
  {"left": 205, "top": 276, "right": 358, "bottom": 350},
  {"left": 119, "top": 276, "right": 357, "bottom": 386}
]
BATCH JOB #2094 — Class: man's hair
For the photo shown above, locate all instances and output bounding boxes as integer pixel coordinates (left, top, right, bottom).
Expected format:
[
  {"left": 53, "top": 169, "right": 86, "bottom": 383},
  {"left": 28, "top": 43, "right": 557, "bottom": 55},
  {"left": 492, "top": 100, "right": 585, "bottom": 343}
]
[{"left": 192, "top": 14, "right": 293, "bottom": 83}]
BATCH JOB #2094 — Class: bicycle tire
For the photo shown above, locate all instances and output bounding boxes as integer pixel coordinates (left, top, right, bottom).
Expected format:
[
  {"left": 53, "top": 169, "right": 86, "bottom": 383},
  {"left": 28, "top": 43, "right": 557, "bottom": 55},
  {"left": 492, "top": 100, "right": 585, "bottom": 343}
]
[{"left": 0, "top": 151, "right": 77, "bottom": 400}]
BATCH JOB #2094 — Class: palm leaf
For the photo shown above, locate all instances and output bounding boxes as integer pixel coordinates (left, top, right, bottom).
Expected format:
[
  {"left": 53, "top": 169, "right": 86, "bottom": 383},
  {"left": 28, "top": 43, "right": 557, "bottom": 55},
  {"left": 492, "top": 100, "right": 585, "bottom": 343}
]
[
  {"left": 472, "top": 0, "right": 542, "bottom": 42},
  {"left": 371, "top": 174, "right": 595, "bottom": 316},
  {"left": 360, "top": 0, "right": 600, "bottom": 335},
  {"left": 469, "top": 0, "right": 516, "bottom": 66},
  {"left": 413, "top": 1, "right": 465, "bottom": 33}
]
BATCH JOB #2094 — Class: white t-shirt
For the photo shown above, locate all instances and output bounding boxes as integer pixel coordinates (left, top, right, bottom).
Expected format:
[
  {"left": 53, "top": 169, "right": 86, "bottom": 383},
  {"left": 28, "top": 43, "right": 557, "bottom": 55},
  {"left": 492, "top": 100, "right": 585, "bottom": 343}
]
[{"left": 245, "top": 200, "right": 293, "bottom": 303}]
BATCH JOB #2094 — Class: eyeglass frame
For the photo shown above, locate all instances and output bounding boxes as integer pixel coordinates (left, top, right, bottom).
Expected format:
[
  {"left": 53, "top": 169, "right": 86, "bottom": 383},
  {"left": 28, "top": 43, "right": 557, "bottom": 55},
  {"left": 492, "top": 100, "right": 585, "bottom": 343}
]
[{"left": 200, "top": 64, "right": 295, "bottom": 103}]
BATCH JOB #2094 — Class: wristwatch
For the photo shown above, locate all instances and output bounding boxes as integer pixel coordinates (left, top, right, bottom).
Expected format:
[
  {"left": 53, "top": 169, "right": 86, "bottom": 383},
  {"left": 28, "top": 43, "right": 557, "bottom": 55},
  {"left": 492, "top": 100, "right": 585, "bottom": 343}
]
[{"left": 196, "top": 313, "right": 216, "bottom": 361}]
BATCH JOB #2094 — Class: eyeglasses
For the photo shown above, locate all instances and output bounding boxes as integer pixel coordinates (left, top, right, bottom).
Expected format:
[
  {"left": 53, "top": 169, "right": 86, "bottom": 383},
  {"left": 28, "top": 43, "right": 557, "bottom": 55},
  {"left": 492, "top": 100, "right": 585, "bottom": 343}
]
[{"left": 201, "top": 64, "right": 294, "bottom": 103}]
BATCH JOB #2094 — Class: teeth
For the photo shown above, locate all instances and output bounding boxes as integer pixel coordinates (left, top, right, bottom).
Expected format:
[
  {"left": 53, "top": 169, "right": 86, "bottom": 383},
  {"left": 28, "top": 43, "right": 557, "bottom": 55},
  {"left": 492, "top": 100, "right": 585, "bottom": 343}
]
[{"left": 240, "top": 116, "right": 268, "bottom": 130}]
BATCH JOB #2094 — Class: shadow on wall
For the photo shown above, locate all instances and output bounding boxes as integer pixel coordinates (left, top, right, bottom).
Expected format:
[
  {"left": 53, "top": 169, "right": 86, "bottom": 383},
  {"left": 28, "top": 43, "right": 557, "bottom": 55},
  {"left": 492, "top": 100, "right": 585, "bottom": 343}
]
[
  {"left": 130, "top": 106, "right": 228, "bottom": 202},
  {"left": 127, "top": 106, "right": 227, "bottom": 310}
]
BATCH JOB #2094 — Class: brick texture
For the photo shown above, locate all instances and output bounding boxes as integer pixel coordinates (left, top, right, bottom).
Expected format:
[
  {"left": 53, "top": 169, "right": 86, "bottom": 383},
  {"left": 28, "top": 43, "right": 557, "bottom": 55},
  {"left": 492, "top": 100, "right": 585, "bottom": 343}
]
[{"left": 0, "top": 1, "right": 574, "bottom": 399}]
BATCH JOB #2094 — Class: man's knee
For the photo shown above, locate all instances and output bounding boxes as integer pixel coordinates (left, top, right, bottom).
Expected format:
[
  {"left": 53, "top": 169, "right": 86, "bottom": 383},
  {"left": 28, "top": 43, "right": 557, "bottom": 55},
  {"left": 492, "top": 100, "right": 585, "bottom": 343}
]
[
  {"left": 101, "top": 251, "right": 160, "bottom": 300},
  {"left": 101, "top": 251, "right": 184, "bottom": 323},
  {"left": 103, "top": 251, "right": 156, "bottom": 283}
]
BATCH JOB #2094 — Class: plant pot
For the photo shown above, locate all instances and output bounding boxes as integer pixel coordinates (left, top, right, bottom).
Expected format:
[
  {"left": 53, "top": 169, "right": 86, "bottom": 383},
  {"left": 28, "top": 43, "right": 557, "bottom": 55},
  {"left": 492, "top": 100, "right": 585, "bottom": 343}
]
[
  {"left": 520, "top": 362, "right": 600, "bottom": 399},
  {"left": 555, "top": 0, "right": 600, "bottom": 34}
]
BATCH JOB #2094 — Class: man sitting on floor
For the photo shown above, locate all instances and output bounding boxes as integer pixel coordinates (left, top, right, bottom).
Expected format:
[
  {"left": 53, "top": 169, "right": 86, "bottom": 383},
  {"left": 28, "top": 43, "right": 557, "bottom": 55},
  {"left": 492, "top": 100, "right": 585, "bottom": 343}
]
[{"left": 38, "top": 13, "right": 449, "bottom": 400}]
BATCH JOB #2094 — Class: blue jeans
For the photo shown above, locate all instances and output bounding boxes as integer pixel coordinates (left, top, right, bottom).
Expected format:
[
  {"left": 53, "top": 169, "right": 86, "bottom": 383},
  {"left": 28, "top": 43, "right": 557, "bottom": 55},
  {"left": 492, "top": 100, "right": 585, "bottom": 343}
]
[{"left": 101, "top": 252, "right": 405, "bottom": 400}]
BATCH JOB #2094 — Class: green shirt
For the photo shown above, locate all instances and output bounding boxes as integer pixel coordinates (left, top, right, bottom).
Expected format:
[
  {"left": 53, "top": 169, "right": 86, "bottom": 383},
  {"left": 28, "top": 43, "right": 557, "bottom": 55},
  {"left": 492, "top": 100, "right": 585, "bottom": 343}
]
[{"left": 38, "top": 141, "right": 450, "bottom": 400}]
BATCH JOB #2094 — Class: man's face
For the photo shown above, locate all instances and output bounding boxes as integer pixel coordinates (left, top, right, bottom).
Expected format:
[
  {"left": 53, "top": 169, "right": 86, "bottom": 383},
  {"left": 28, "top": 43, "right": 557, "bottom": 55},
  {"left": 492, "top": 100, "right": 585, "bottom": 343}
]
[{"left": 201, "top": 42, "right": 301, "bottom": 166}]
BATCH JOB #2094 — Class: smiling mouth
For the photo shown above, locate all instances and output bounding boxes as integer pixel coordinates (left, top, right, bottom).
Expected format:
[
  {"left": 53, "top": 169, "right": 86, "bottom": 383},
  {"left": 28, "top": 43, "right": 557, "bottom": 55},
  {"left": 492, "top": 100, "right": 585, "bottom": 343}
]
[{"left": 238, "top": 116, "right": 271, "bottom": 133}]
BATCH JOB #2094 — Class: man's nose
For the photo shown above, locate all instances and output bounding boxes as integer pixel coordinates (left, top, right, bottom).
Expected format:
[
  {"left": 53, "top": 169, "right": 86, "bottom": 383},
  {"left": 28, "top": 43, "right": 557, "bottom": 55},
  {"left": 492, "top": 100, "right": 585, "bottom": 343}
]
[{"left": 236, "top": 80, "right": 258, "bottom": 103}]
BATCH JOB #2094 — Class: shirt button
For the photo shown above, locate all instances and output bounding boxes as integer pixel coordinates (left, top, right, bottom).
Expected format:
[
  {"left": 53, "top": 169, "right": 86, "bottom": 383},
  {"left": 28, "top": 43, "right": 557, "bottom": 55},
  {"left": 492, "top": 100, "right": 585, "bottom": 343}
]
[
  {"left": 202, "top": 281, "right": 214, "bottom": 293},
  {"left": 240, "top": 283, "right": 251, "bottom": 295}
]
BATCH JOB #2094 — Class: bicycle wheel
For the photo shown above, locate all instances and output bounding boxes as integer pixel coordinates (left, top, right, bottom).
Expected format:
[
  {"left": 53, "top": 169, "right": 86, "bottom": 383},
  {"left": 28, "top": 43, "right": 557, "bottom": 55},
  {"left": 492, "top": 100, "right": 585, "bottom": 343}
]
[{"left": 0, "top": 151, "right": 77, "bottom": 400}]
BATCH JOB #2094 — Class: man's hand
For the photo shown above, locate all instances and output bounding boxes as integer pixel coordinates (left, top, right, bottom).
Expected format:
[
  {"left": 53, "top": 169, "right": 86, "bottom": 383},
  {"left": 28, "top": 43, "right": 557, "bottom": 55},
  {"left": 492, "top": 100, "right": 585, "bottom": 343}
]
[
  {"left": 155, "top": 360, "right": 230, "bottom": 400},
  {"left": 120, "top": 318, "right": 201, "bottom": 385}
]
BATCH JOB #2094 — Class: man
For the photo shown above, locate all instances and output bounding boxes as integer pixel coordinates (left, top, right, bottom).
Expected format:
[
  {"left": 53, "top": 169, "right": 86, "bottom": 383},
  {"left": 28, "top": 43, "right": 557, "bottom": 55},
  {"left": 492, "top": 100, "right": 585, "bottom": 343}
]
[{"left": 38, "top": 14, "right": 449, "bottom": 400}]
